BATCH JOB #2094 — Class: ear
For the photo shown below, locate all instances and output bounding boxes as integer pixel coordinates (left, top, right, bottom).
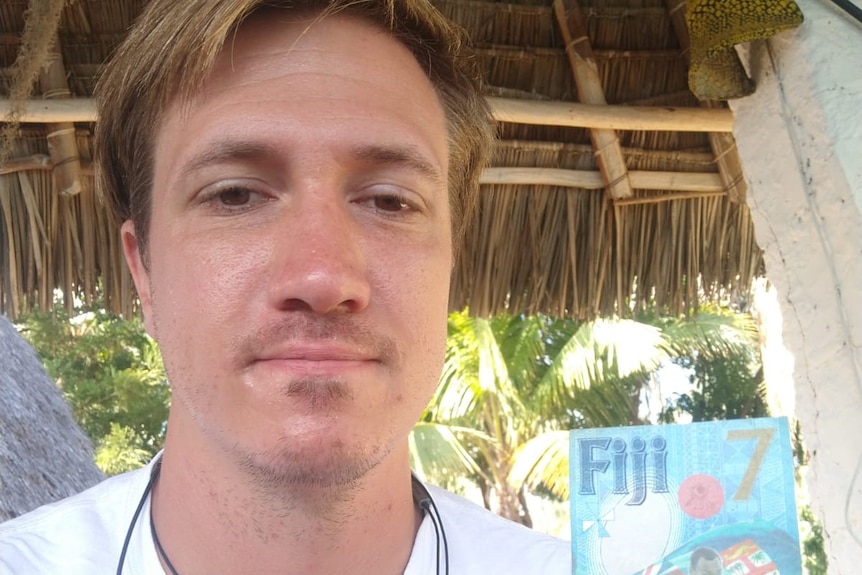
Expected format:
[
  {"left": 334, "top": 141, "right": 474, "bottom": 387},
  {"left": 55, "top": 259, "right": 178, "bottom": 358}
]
[{"left": 121, "top": 220, "right": 155, "bottom": 337}]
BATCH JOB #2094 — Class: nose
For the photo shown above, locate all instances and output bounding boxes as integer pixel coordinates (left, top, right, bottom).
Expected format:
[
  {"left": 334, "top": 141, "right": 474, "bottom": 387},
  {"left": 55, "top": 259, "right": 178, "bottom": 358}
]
[{"left": 267, "top": 195, "right": 371, "bottom": 315}]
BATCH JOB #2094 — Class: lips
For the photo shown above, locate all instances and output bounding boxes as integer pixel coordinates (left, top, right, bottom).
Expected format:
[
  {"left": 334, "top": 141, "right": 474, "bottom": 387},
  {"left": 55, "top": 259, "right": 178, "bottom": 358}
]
[
  {"left": 257, "top": 343, "right": 378, "bottom": 362},
  {"left": 252, "top": 343, "right": 381, "bottom": 377},
  {"left": 235, "top": 316, "right": 399, "bottom": 377}
]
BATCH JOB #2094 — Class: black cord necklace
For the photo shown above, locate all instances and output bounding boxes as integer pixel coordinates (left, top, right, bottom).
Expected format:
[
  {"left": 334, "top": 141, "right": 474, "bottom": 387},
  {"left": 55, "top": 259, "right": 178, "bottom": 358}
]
[
  {"left": 115, "top": 457, "right": 160, "bottom": 575},
  {"left": 117, "top": 457, "right": 448, "bottom": 575},
  {"left": 149, "top": 467, "right": 181, "bottom": 575}
]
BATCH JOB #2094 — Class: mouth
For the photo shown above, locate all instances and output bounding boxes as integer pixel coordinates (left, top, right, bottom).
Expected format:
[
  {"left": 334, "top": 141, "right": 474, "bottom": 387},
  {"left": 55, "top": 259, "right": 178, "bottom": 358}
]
[{"left": 252, "top": 343, "right": 381, "bottom": 377}]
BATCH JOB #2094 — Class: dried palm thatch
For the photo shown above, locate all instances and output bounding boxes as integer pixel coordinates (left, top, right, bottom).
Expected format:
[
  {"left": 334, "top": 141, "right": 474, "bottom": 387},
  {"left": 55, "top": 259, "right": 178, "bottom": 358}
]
[
  {"left": 0, "top": 315, "right": 104, "bottom": 520},
  {"left": 1, "top": 0, "right": 765, "bottom": 321},
  {"left": 441, "top": 0, "right": 763, "bottom": 317}
]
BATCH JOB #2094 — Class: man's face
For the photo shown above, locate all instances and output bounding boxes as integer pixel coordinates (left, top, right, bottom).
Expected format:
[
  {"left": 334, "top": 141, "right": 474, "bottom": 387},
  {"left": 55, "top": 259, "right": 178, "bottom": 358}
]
[{"left": 122, "top": 13, "right": 452, "bottom": 485}]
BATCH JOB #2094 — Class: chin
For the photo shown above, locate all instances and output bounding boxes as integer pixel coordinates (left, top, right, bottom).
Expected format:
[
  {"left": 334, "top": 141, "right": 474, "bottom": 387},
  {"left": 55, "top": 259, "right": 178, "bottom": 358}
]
[{"left": 233, "top": 433, "right": 393, "bottom": 490}]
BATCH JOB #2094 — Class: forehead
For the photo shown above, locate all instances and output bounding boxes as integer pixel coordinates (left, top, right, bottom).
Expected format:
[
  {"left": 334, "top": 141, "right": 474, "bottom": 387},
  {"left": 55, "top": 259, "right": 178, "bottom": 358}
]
[
  {"left": 152, "top": 10, "right": 449, "bottom": 183},
  {"left": 153, "top": 7, "right": 446, "bottom": 131},
  {"left": 188, "top": 9, "right": 432, "bottom": 110}
]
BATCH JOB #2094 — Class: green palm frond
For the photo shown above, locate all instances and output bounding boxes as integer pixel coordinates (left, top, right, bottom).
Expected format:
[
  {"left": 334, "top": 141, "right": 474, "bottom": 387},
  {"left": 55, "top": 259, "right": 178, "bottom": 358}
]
[
  {"left": 570, "top": 379, "right": 638, "bottom": 428},
  {"left": 409, "top": 422, "right": 491, "bottom": 484},
  {"left": 508, "top": 430, "right": 570, "bottom": 499},
  {"left": 660, "top": 309, "right": 758, "bottom": 359},
  {"left": 436, "top": 312, "right": 482, "bottom": 421},
  {"left": 533, "top": 318, "right": 668, "bottom": 419},
  {"left": 496, "top": 314, "right": 545, "bottom": 388},
  {"left": 534, "top": 321, "right": 599, "bottom": 406},
  {"left": 437, "top": 312, "right": 531, "bottom": 440},
  {"left": 592, "top": 318, "right": 669, "bottom": 376},
  {"left": 473, "top": 317, "right": 511, "bottom": 394}
]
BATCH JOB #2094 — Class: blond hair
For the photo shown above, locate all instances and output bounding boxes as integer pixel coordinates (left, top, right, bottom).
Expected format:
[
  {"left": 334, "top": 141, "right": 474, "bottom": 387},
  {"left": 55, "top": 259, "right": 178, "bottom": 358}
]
[{"left": 94, "top": 0, "right": 493, "bottom": 257}]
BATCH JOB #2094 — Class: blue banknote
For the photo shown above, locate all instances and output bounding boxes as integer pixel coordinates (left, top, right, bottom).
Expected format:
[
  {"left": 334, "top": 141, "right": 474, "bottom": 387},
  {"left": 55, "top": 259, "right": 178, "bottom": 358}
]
[{"left": 569, "top": 417, "right": 801, "bottom": 575}]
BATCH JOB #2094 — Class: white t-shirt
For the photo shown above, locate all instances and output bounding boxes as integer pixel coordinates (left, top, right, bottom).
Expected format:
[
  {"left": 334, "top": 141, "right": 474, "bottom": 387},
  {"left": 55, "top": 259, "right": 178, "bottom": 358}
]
[{"left": 0, "top": 459, "right": 571, "bottom": 574}]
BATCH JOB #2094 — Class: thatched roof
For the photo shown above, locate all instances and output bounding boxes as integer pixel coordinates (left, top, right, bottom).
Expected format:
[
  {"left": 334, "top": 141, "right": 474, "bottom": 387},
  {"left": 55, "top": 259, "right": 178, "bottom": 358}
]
[
  {"left": 1, "top": 0, "right": 766, "bottom": 321},
  {"left": 0, "top": 315, "right": 104, "bottom": 520}
]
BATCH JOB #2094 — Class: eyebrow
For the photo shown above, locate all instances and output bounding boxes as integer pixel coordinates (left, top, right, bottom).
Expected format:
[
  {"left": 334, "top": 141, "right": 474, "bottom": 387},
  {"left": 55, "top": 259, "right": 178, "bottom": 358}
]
[
  {"left": 179, "top": 140, "right": 283, "bottom": 179},
  {"left": 177, "top": 139, "right": 446, "bottom": 187},
  {"left": 350, "top": 144, "right": 446, "bottom": 187}
]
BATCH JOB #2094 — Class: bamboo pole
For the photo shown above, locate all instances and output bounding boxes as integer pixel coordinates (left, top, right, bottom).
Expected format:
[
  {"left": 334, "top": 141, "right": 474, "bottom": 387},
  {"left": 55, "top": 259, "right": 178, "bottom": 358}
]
[
  {"left": 0, "top": 178, "right": 21, "bottom": 317},
  {"left": 612, "top": 191, "right": 726, "bottom": 206},
  {"left": 0, "top": 154, "right": 53, "bottom": 175},
  {"left": 554, "top": 0, "right": 632, "bottom": 199},
  {"left": 665, "top": 0, "right": 748, "bottom": 202},
  {"left": 1, "top": 96, "right": 734, "bottom": 132},
  {"left": 16, "top": 172, "right": 47, "bottom": 277},
  {"left": 38, "top": 35, "right": 84, "bottom": 196},
  {"left": 0, "top": 99, "right": 98, "bottom": 123},
  {"left": 482, "top": 167, "right": 606, "bottom": 189},
  {"left": 480, "top": 167, "right": 724, "bottom": 192},
  {"left": 438, "top": 0, "right": 671, "bottom": 18},
  {"left": 475, "top": 45, "right": 683, "bottom": 60},
  {"left": 488, "top": 97, "right": 733, "bottom": 132},
  {"left": 495, "top": 140, "right": 716, "bottom": 164}
]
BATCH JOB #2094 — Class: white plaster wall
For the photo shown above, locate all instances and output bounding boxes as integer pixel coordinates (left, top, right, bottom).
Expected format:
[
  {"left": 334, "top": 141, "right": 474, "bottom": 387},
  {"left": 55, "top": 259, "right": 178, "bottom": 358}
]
[{"left": 729, "top": 2, "right": 862, "bottom": 571}]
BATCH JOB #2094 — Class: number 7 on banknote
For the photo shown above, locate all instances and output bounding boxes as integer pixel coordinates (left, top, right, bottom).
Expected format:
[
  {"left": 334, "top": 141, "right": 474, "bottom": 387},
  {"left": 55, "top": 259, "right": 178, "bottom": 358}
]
[{"left": 569, "top": 417, "right": 801, "bottom": 574}]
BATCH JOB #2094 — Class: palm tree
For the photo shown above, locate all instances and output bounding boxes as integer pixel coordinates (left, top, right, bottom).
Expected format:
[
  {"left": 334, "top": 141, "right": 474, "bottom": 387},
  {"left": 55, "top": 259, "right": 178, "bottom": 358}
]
[{"left": 409, "top": 307, "right": 760, "bottom": 525}]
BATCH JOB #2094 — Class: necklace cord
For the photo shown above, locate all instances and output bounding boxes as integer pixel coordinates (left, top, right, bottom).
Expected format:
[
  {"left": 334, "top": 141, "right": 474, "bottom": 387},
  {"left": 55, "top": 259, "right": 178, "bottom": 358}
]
[
  {"left": 150, "top": 485, "right": 181, "bottom": 575},
  {"left": 115, "top": 459, "right": 161, "bottom": 575},
  {"left": 420, "top": 490, "right": 450, "bottom": 575},
  {"left": 118, "top": 460, "right": 447, "bottom": 575}
]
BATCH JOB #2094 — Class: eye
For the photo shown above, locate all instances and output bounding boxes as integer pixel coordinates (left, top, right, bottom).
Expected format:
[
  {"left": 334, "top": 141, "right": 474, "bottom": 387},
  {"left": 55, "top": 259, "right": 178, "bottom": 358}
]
[
  {"left": 373, "top": 194, "right": 409, "bottom": 212},
  {"left": 217, "top": 186, "right": 253, "bottom": 206},
  {"left": 200, "top": 183, "right": 270, "bottom": 213}
]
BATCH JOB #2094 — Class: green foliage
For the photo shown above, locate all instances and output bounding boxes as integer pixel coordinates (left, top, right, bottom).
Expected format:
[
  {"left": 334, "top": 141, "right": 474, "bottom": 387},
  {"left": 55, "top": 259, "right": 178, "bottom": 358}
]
[
  {"left": 658, "top": 306, "right": 768, "bottom": 423},
  {"left": 661, "top": 353, "right": 768, "bottom": 422},
  {"left": 17, "top": 302, "right": 169, "bottom": 475},
  {"left": 799, "top": 506, "right": 828, "bottom": 575},
  {"left": 95, "top": 423, "right": 153, "bottom": 476}
]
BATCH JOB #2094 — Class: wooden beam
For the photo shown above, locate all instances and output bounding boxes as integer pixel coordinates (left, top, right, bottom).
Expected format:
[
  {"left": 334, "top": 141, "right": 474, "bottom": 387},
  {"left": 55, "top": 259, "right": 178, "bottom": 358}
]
[
  {"left": 628, "top": 170, "right": 724, "bottom": 192},
  {"left": 38, "top": 35, "right": 84, "bottom": 196},
  {"left": 612, "top": 191, "right": 726, "bottom": 206},
  {"left": 475, "top": 44, "right": 683, "bottom": 60},
  {"left": 666, "top": 0, "right": 748, "bottom": 202},
  {"left": 0, "top": 98, "right": 98, "bottom": 123},
  {"left": 487, "top": 97, "right": 733, "bottom": 132},
  {"left": 482, "top": 167, "right": 605, "bottom": 188},
  {"left": 496, "top": 139, "right": 716, "bottom": 165},
  {"left": 0, "top": 154, "right": 53, "bottom": 175},
  {"left": 554, "top": 0, "right": 632, "bottom": 198},
  {"left": 480, "top": 167, "right": 724, "bottom": 192},
  {"left": 1, "top": 96, "right": 734, "bottom": 133}
]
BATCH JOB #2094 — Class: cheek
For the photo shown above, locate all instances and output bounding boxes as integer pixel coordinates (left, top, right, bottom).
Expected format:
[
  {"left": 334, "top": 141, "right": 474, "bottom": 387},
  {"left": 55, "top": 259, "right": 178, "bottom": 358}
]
[
  {"left": 148, "top": 233, "right": 269, "bottom": 334},
  {"left": 381, "top": 250, "right": 451, "bottom": 368}
]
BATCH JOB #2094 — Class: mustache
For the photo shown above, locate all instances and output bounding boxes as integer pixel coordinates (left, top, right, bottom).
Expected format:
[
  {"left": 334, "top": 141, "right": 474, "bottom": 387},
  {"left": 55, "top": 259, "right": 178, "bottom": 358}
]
[{"left": 231, "top": 313, "right": 399, "bottom": 363}]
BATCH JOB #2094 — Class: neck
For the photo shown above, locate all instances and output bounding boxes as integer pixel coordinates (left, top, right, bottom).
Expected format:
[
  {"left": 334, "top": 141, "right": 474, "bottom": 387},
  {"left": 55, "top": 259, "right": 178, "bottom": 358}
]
[{"left": 150, "top": 430, "right": 422, "bottom": 575}]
